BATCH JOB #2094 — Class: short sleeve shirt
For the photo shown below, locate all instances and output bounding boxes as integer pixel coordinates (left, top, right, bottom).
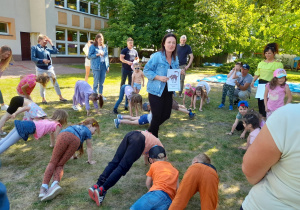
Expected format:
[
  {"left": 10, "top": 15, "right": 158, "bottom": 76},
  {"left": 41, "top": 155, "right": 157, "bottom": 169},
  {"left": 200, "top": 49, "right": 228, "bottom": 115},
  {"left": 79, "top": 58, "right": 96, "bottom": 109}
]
[
  {"left": 125, "top": 86, "right": 134, "bottom": 100},
  {"left": 255, "top": 61, "right": 284, "bottom": 81},
  {"left": 266, "top": 83, "right": 287, "bottom": 111},
  {"left": 184, "top": 88, "right": 195, "bottom": 97},
  {"left": 141, "top": 130, "right": 163, "bottom": 155},
  {"left": 61, "top": 125, "right": 92, "bottom": 144},
  {"left": 237, "top": 74, "right": 253, "bottom": 92},
  {"left": 197, "top": 81, "right": 211, "bottom": 94},
  {"left": 33, "top": 119, "right": 61, "bottom": 140},
  {"left": 236, "top": 112, "right": 243, "bottom": 120},
  {"left": 249, "top": 128, "right": 260, "bottom": 144},
  {"left": 121, "top": 47, "right": 138, "bottom": 71},
  {"left": 226, "top": 70, "right": 242, "bottom": 86},
  {"left": 23, "top": 102, "right": 47, "bottom": 121},
  {"left": 17, "top": 74, "right": 37, "bottom": 95},
  {"left": 177, "top": 44, "right": 192, "bottom": 66}
]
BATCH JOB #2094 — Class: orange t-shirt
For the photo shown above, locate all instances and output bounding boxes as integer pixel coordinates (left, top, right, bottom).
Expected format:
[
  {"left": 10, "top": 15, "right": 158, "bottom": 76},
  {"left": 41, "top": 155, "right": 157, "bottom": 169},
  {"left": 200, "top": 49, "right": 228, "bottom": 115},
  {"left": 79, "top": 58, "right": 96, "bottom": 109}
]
[
  {"left": 146, "top": 161, "right": 179, "bottom": 200},
  {"left": 141, "top": 130, "right": 163, "bottom": 156}
]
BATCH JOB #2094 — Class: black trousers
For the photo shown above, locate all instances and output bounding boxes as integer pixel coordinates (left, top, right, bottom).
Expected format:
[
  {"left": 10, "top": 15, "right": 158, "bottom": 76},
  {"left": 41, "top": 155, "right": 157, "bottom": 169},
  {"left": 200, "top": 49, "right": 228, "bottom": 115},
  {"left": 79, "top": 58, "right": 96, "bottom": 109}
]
[
  {"left": 257, "top": 79, "right": 268, "bottom": 117},
  {"left": 148, "top": 86, "right": 173, "bottom": 138},
  {"left": 96, "top": 131, "right": 145, "bottom": 190}
]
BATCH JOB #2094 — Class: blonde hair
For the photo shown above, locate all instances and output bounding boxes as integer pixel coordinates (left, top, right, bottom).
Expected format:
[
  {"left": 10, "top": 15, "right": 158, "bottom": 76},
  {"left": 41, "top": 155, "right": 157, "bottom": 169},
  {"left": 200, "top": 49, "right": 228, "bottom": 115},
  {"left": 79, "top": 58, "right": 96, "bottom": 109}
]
[
  {"left": 195, "top": 86, "right": 208, "bottom": 101},
  {"left": 193, "top": 153, "right": 211, "bottom": 164},
  {"left": 130, "top": 93, "right": 142, "bottom": 111},
  {"left": 37, "top": 34, "right": 47, "bottom": 42},
  {"left": 36, "top": 73, "right": 54, "bottom": 88},
  {"left": 0, "top": 46, "right": 13, "bottom": 71},
  {"left": 51, "top": 109, "right": 68, "bottom": 126}
]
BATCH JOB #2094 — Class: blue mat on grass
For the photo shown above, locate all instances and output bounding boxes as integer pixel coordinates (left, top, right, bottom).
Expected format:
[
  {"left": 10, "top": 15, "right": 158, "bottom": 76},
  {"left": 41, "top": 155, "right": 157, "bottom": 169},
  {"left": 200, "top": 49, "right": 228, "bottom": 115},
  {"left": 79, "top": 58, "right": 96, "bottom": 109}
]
[{"left": 199, "top": 74, "right": 300, "bottom": 93}]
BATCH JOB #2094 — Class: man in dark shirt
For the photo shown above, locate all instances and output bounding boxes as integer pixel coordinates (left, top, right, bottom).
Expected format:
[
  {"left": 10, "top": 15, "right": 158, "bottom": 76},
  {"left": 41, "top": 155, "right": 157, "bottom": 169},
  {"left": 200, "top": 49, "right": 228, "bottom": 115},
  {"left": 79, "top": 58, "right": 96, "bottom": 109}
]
[
  {"left": 177, "top": 35, "right": 194, "bottom": 97},
  {"left": 120, "top": 37, "right": 139, "bottom": 87}
]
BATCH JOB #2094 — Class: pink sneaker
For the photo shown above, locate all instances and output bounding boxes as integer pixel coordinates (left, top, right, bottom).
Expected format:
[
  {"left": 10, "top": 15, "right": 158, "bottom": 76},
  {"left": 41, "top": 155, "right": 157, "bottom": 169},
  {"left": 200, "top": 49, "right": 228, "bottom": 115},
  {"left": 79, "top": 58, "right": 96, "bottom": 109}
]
[{"left": 38, "top": 186, "right": 47, "bottom": 198}]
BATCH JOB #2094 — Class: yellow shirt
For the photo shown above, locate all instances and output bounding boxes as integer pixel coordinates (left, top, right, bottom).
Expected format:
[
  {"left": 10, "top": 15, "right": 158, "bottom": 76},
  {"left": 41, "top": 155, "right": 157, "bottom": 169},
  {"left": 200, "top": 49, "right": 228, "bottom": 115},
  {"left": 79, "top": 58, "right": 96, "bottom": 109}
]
[{"left": 255, "top": 61, "right": 283, "bottom": 81}]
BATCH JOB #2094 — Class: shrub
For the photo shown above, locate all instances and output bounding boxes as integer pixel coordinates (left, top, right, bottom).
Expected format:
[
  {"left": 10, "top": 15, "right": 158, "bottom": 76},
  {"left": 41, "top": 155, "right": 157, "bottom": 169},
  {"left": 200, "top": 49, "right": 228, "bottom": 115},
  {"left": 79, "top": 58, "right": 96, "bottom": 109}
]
[{"left": 216, "top": 57, "right": 262, "bottom": 75}]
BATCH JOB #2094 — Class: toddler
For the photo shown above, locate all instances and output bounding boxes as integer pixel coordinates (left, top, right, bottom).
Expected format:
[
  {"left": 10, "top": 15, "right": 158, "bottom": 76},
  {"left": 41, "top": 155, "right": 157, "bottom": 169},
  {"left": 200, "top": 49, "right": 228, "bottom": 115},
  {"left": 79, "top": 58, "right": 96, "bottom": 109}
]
[
  {"left": 218, "top": 62, "right": 242, "bottom": 110},
  {"left": 131, "top": 62, "right": 144, "bottom": 93},
  {"left": 130, "top": 146, "right": 179, "bottom": 210},
  {"left": 182, "top": 83, "right": 195, "bottom": 109},
  {"left": 264, "top": 68, "right": 292, "bottom": 119}
]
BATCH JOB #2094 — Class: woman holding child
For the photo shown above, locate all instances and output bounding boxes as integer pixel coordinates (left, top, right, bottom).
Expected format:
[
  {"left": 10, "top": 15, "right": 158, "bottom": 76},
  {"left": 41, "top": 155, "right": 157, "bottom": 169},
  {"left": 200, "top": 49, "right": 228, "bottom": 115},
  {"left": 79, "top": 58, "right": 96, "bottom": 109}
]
[{"left": 143, "top": 33, "right": 179, "bottom": 138}]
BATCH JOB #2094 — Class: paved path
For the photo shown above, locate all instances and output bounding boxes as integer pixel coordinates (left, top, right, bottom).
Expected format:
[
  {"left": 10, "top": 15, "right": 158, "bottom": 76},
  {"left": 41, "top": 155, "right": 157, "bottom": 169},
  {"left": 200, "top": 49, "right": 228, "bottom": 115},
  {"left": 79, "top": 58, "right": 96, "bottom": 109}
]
[{"left": 1, "top": 61, "right": 84, "bottom": 78}]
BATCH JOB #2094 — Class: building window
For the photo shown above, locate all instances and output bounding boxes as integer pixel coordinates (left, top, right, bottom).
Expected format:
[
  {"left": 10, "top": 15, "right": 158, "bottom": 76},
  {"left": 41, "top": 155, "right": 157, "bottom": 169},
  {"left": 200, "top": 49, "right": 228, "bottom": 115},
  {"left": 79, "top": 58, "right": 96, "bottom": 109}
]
[
  {"left": 79, "top": 32, "right": 88, "bottom": 42},
  {"left": 68, "top": 43, "right": 78, "bottom": 55},
  {"left": 55, "top": 0, "right": 64, "bottom": 7},
  {"left": 90, "top": 33, "right": 97, "bottom": 41},
  {"left": 56, "top": 28, "right": 65, "bottom": 41},
  {"left": 0, "top": 22, "right": 8, "bottom": 34},
  {"left": 80, "top": 44, "right": 86, "bottom": 55},
  {"left": 79, "top": 1, "right": 88, "bottom": 13},
  {"left": 56, "top": 43, "right": 66, "bottom": 54},
  {"left": 90, "top": 4, "right": 99, "bottom": 16},
  {"left": 67, "top": 0, "right": 77, "bottom": 10},
  {"left": 67, "top": 30, "right": 77, "bottom": 41}
]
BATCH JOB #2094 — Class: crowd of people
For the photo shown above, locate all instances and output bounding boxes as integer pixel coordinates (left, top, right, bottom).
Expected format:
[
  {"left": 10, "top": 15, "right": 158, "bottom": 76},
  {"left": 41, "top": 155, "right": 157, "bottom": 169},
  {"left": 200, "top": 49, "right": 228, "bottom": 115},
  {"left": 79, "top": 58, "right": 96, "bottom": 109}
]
[{"left": 0, "top": 33, "right": 298, "bottom": 210}]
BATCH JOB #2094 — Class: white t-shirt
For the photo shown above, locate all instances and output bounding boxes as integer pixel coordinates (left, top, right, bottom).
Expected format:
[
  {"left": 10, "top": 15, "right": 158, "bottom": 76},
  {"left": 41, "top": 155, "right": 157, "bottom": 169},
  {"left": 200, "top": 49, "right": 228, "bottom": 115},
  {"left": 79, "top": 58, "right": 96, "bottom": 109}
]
[
  {"left": 125, "top": 86, "right": 133, "bottom": 100},
  {"left": 197, "top": 81, "right": 211, "bottom": 94},
  {"left": 242, "top": 103, "right": 300, "bottom": 210},
  {"left": 225, "top": 69, "right": 242, "bottom": 86}
]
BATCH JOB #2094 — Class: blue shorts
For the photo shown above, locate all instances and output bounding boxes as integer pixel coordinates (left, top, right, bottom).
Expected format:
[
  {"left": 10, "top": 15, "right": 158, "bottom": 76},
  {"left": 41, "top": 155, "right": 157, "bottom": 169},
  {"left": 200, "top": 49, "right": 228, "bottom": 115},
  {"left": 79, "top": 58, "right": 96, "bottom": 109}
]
[
  {"left": 133, "top": 83, "right": 141, "bottom": 90},
  {"left": 138, "top": 114, "right": 149, "bottom": 125},
  {"left": 130, "top": 190, "right": 171, "bottom": 210}
]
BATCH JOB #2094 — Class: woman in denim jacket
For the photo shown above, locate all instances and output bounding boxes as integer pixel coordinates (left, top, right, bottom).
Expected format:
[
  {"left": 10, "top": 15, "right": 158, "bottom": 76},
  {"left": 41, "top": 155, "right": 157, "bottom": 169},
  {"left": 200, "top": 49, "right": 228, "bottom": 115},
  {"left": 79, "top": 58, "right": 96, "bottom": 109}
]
[
  {"left": 143, "top": 33, "right": 180, "bottom": 138},
  {"left": 88, "top": 33, "right": 110, "bottom": 98}
]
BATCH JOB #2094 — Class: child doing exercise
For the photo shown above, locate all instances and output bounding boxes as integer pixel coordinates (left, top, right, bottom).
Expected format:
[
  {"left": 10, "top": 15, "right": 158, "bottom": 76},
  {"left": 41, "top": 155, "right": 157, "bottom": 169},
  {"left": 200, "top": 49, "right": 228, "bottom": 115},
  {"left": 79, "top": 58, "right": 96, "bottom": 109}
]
[
  {"left": 182, "top": 83, "right": 195, "bottom": 109},
  {"left": 72, "top": 80, "right": 104, "bottom": 116},
  {"left": 0, "top": 109, "right": 68, "bottom": 154},
  {"left": 131, "top": 62, "right": 144, "bottom": 94},
  {"left": 39, "top": 118, "right": 99, "bottom": 201},
  {"left": 264, "top": 68, "right": 292, "bottom": 119},
  {"left": 193, "top": 81, "right": 211, "bottom": 111}
]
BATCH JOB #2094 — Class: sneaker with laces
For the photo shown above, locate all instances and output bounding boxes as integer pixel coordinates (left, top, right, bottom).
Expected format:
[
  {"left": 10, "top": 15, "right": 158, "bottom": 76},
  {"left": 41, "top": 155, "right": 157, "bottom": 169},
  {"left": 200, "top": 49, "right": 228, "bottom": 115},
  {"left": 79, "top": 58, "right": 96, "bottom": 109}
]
[
  {"left": 1, "top": 105, "right": 8, "bottom": 111},
  {"left": 189, "top": 112, "right": 195, "bottom": 119},
  {"left": 39, "top": 186, "right": 47, "bottom": 198},
  {"left": 229, "top": 105, "right": 233, "bottom": 111},
  {"left": 114, "top": 119, "right": 120, "bottom": 128},
  {"left": 218, "top": 104, "right": 225, "bottom": 109},
  {"left": 88, "top": 184, "right": 99, "bottom": 201},
  {"left": 113, "top": 108, "right": 118, "bottom": 114},
  {"left": 41, "top": 183, "right": 62, "bottom": 201},
  {"left": 117, "top": 114, "right": 123, "bottom": 119},
  {"left": 72, "top": 105, "right": 79, "bottom": 111},
  {"left": 94, "top": 186, "right": 107, "bottom": 206},
  {"left": 0, "top": 131, "right": 7, "bottom": 136}
]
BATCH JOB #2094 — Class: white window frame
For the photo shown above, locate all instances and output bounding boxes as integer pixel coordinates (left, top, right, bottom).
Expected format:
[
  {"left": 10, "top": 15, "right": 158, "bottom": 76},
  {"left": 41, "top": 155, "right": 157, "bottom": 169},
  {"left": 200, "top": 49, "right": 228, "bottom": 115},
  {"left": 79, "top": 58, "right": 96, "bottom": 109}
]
[{"left": 0, "top": 22, "right": 9, "bottom": 35}]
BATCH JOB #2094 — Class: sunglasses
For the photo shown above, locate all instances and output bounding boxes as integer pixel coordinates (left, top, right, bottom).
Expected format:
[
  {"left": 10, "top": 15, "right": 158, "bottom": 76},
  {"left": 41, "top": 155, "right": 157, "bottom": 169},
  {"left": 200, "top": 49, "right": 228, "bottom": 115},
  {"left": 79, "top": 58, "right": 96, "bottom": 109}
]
[{"left": 134, "top": 67, "right": 140, "bottom": 70}]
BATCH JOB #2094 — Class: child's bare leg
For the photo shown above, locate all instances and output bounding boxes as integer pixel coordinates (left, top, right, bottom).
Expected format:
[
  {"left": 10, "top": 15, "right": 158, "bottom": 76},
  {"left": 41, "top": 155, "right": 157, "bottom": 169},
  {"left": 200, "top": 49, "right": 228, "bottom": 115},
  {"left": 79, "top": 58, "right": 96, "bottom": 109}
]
[
  {"left": 122, "top": 115, "right": 139, "bottom": 120},
  {"left": 177, "top": 107, "right": 189, "bottom": 114},
  {"left": 0, "top": 113, "right": 11, "bottom": 131},
  {"left": 119, "top": 119, "right": 140, "bottom": 125},
  {"left": 193, "top": 96, "right": 197, "bottom": 110}
]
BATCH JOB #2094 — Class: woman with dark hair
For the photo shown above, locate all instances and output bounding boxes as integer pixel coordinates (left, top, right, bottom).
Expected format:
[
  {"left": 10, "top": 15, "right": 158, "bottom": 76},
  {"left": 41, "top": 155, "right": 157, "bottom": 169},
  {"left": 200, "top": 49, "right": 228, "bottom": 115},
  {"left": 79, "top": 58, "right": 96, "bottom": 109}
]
[
  {"left": 88, "top": 33, "right": 110, "bottom": 99},
  {"left": 143, "top": 33, "right": 180, "bottom": 137},
  {"left": 251, "top": 43, "right": 283, "bottom": 118},
  {"left": 0, "top": 45, "right": 13, "bottom": 112}
]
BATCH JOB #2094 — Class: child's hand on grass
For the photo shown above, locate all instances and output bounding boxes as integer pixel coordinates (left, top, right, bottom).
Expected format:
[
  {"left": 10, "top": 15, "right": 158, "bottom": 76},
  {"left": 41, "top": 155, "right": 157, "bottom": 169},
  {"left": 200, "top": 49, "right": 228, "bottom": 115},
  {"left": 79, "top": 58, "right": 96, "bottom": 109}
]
[
  {"left": 240, "top": 134, "right": 245, "bottom": 139},
  {"left": 226, "top": 131, "right": 233, "bottom": 135}
]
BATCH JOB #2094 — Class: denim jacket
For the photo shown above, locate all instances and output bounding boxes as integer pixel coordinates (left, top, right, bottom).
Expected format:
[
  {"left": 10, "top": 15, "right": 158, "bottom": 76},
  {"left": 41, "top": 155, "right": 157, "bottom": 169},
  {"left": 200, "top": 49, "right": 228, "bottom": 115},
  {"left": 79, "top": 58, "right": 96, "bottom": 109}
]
[
  {"left": 144, "top": 51, "right": 179, "bottom": 96},
  {"left": 88, "top": 45, "right": 110, "bottom": 70},
  {"left": 31, "top": 44, "right": 58, "bottom": 69}
]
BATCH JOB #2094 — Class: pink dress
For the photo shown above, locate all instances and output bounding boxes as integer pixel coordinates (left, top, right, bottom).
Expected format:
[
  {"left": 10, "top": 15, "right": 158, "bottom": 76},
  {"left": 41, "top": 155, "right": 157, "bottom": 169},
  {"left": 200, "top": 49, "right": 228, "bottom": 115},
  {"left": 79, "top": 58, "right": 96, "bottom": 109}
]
[
  {"left": 184, "top": 88, "right": 195, "bottom": 97},
  {"left": 266, "top": 83, "right": 287, "bottom": 111},
  {"left": 33, "top": 119, "right": 61, "bottom": 139},
  {"left": 17, "top": 74, "right": 37, "bottom": 95}
]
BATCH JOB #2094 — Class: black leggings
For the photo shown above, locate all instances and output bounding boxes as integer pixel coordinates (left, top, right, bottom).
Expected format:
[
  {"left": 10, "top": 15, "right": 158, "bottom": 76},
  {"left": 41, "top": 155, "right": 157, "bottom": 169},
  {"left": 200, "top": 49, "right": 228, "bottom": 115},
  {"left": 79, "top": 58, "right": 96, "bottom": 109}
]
[
  {"left": 148, "top": 86, "right": 173, "bottom": 138},
  {"left": 257, "top": 79, "right": 268, "bottom": 117},
  {"left": 7, "top": 96, "right": 24, "bottom": 114}
]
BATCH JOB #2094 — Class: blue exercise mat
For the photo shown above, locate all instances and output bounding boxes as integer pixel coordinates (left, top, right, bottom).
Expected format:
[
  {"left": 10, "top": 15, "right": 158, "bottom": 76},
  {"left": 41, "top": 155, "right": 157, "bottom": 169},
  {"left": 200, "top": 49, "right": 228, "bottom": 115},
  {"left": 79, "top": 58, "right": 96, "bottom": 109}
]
[
  {"left": 199, "top": 74, "right": 300, "bottom": 93},
  {"left": 203, "top": 62, "right": 223, "bottom": 67}
]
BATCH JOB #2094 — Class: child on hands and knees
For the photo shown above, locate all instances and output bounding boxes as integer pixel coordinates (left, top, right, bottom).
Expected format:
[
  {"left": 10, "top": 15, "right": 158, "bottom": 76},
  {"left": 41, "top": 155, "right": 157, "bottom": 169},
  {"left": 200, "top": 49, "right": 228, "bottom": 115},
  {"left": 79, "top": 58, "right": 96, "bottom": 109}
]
[
  {"left": 40, "top": 118, "right": 99, "bottom": 201},
  {"left": 226, "top": 101, "right": 249, "bottom": 139},
  {"left": 72, "top": 80, "right": 104, "bottom": 116},
  {"left": 264, "top": 68, "right": 292, "bottom": 119},
  {"left": 238, "top": 110, "right": 261, "bottom": 150},
  {"left": 169, "top": 153, "right": 219, "bottom": 210},
  {"left": 131, "top": 62, "right": 144, "bottom": 94},
  {"left": 0, "top": 96, "right": 47, "bottom": 136},
  {"left": 88, "top": 130, "right": 163, "bottom": 207},
  {"left": 193, "top": 81, "right": 211, "bottom": 111},
  {"left": 182, "top": 83, "right": 196, "bottom": 109},
  {"left": 17, "top": 73, "right": 52, "bottom": 101},
  {"left": 0, "top": 109, "right": 68, "bottom": 154},
  {"left": 130, "top": 146, "right": 179, "bottom": 210}
]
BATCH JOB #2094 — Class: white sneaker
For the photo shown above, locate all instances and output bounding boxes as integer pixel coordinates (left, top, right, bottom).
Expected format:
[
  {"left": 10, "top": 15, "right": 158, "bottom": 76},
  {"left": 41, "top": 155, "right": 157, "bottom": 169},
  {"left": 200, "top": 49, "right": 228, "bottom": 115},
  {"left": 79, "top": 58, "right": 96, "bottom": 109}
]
[
  {"left": 77, "top": 105, "right": 82, "bottom": 110},
  {"left": 0, "top": 131, "right": 7, "bottom": 136},
  {"left": 1, "top": 105, "right": 8, "bottom": 111},
  {"left": 102, "top": 96, "right": 107, "bottom": 101},
  {"left": 72, "top": 105, "right": 78, "bottom": 111}
]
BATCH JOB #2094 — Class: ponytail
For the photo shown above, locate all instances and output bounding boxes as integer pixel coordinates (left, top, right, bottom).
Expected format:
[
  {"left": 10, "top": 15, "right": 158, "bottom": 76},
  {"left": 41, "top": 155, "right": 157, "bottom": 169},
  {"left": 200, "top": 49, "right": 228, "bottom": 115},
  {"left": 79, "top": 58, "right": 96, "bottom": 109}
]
[{"left": 91, "top": 93, "right": 104, "bottom": 108}]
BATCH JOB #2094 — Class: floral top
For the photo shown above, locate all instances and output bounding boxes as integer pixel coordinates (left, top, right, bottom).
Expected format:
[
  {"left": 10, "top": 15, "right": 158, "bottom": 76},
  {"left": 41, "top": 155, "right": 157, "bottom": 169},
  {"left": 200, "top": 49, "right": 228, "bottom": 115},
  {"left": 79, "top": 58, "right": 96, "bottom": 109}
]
[{"left": 17, "top": 74, "right": 37, "bottom": 95}]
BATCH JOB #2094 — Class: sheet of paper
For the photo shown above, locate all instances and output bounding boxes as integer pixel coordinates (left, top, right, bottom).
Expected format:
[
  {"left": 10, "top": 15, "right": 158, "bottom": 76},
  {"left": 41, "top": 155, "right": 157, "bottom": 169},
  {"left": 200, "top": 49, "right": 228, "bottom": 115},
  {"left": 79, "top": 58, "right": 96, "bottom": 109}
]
[
  {"left": 255, "top": 84, "right": 266, "bottom": 100},
  {"left": 167, "top": 69, "right": 181, "bottom": 92}
]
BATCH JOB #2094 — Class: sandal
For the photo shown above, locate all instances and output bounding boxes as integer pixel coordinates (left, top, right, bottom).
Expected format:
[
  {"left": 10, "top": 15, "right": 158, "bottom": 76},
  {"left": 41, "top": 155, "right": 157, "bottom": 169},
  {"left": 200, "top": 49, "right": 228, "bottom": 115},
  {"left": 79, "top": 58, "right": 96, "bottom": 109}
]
[
  {"left": 42, "top": 101, "right": 48, "bottom": 104},
  {"left": 60, "top": 98, "right": 67, "bottom": 102}
]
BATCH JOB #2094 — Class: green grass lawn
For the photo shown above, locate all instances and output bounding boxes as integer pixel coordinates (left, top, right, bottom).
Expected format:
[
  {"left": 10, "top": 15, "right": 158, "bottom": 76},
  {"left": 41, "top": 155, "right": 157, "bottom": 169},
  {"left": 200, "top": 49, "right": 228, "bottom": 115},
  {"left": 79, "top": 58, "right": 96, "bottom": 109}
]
[{"left": 0, "top": 63, "right": 299, "bottom": 209}]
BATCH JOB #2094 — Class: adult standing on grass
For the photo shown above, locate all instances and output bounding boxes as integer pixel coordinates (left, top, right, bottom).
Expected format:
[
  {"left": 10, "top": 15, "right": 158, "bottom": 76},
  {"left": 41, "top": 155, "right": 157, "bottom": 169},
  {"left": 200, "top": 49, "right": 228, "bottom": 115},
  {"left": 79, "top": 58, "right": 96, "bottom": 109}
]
[
  {"left": 241, "top": 103, "right": 300, "bottom": 210},
  {"left": 83, "top": 40, "right": 94, "bottom": 82},
  {"left": 120, "top": 37, "right": 139, "bottom": 87},
  {"left": 250, "top": 43, "right": 283, "bottom": 118},
  {"left": 143, "top": 33, "right": 179, "bottom": 138},
  {"left": 31, "top": 34, "right": 67, "bottom": 104},
  {"left": 0, "top": 45, "right": 13, "bottom": 111},
  {"left": 88, "top": 33, "right": 110, "bottom": 100},
  {"left": 177, "top": 35, "right": 194, "bottom": 97}
]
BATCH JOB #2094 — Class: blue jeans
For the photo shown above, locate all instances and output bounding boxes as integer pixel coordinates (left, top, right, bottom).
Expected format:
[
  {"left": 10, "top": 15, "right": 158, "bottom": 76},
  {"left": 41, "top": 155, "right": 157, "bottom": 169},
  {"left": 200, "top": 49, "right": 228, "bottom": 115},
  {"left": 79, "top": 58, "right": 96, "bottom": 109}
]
[
  {"left": 120, "top": 67, "right": 132, "bottom": 87},
  {"left": 92, "top": 62, "right": 107, "bottom": 94},
  {"left": 113, "top": 85, "right": 129, "bottom": 110},
  {"left": 130, "top": 190, "right": 172, "bottom": 210}
]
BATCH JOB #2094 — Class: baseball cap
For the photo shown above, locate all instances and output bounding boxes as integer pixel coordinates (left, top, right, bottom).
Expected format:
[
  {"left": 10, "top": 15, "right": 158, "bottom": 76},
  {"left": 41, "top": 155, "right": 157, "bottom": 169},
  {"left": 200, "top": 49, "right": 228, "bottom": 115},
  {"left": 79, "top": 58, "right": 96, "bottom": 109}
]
[
  {"left": 242, "top": 64, "right": 250, "bottom": 70},
  {"left": 149, "top": 145, "right": 166, "bottom": 159},
  {"left": 273, "top": 68, "right": 287, "bottom": 78},
  {"left": 143, "top": 102, "right": 150, "bottom": 111},
  {"left": 184, "top": 83, "right": 191, "bottom": 89},
  {"left": 238, "top": 100, "right": 249, "bottom": 108}
]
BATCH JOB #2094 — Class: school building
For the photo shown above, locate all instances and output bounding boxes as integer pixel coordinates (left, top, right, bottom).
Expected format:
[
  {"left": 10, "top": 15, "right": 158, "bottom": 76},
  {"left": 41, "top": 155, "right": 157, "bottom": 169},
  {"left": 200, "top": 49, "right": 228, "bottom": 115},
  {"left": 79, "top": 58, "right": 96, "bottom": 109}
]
[{"left": 0, "top": 0, "right": 119, "bottom": 63}]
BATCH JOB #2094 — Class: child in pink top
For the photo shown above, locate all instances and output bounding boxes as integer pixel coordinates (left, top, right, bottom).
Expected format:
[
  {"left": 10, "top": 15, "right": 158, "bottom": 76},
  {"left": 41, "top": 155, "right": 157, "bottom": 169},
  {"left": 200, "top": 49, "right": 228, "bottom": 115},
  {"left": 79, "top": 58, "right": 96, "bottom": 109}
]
[
  {"left": 182, "top": 83, "right": 196, "bottom": 109},
  {"left": 264, "top": 68, "right": 292, "bottom": 119},
  {"left": 17, "top": 73, "right": 52, "bottom": 100},
  {"left": 0, "top": 109, "right": 68, "bottom": 154}
]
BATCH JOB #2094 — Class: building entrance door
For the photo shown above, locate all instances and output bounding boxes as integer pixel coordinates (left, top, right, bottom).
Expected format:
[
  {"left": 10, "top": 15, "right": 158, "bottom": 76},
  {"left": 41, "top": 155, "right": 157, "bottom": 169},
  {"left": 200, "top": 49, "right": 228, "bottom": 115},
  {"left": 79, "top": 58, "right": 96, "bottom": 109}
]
[{"left": 20, "top": 32, "right": 31, "bottom": 60}]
